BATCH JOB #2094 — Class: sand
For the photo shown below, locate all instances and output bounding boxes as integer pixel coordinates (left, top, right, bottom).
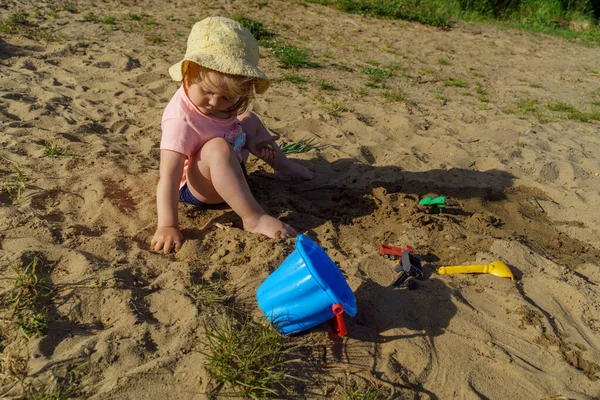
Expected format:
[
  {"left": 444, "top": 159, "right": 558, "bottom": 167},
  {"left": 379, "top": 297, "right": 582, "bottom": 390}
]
[{"left": 1, "top": 0, "right": 599, "bottom": 398}]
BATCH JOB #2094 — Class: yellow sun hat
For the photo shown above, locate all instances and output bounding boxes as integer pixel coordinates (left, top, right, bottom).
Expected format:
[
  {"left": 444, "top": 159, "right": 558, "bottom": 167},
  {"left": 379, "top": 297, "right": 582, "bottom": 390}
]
[{"left": 168, "top": 16, "right": 270, "bottom": 94}]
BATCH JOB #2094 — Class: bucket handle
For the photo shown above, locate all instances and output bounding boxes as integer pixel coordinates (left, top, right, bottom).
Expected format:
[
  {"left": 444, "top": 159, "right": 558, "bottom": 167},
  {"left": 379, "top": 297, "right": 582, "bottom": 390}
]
[{"left": 332, "top": 304, "right": 347, "bottom": 337}]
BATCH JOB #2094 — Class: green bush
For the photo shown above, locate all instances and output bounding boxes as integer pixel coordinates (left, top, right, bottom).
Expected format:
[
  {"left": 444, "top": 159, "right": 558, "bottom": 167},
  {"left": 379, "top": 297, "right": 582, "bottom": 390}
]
[
  {"left": 308, "top": 0, "right": 599, "bottom": 28},
  {"left": 457, "top": 0, "right": 598, "bottom": 26}
]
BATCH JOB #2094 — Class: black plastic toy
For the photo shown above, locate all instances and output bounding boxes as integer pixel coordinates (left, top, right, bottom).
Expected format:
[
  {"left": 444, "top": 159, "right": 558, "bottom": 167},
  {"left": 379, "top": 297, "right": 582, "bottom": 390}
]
[{"left": 391, "top": 250, "right": 424, "bottom": 290}]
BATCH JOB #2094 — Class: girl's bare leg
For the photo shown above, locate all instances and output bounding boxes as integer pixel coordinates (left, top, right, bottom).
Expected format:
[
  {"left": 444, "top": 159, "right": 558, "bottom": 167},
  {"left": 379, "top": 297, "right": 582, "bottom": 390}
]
[
  {"left": 239, "top": 112, "right": 313, "bottom": 180},
  {"left": 186, "top": 137, "right": 296, "bottom": 238}
]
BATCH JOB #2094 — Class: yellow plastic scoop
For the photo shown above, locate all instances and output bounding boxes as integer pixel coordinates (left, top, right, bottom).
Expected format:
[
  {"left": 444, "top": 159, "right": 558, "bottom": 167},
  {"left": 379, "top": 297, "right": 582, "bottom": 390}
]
[{"left": 437, "top": 260, "right": 514, "bottom": 281}]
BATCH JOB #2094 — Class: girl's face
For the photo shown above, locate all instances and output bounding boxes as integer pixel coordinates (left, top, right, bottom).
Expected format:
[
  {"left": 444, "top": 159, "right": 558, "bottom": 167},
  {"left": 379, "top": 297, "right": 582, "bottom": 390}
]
[{"left": 185, "top": 72, "right": 238, "bottom": 118}]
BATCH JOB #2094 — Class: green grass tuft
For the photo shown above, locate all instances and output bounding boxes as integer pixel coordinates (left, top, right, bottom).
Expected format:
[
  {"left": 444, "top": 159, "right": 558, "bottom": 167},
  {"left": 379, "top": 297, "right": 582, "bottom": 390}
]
[
  {"left": 325, "top": 102, "right": 349, "bottom": 117},
  {"left": 232, "top": 13, "right": 274, "bottom": 40},
  {"left": 62, "top": 3, "right": 78, "bottom": 14},
  {"left": 548, "top": 101, "right": 577, "bottom": 113},
  {"left": 187, "top": 274, "right": 232, "bottom": 308},
  {"left": 361, "top": 67, "right": 394, "bottom": 83},
  {"left": 280, "top": 137, "right": 324, "bottom": 154},
  {"left": 282, "top": 73, "right": 308, "bottom": 84},
  {"left": 127, "top": 12, "right": 142, "bottom": 21},
  {"left": 83, "top": 13, "right": 98, "bottom": 22},
  {"left": 271, "top": 44, "right": 313, "bottom": 68},
  {"left": 127, "top": 12, "right": 155, "bottom": 25},
  {"left": 2, "top": 165, "right": 26, "bottom": 204},
  {"left": 16, "top": 310, "right": 48, "bottom": 339},
  {"left": 339, "top": 382, "right": 394, "bottom": 400},
  {"left": 548, "top": 101, "right": 600, "bottom": 122},
  {"left": 146, "top": 35, "right": 165, "bottom": 44},
  {"left": 0, "top": 12, "right": 27, "bottom": 34},
  {"left": 444, "top": 77, "right": 468, "bottom": 88},
  {"left": 515, "top": 98, "right": 538, "bottom": 114},
  {"left": 27, "top": 363, "right": 88, "bottom": 399},
  {"left": 504, "top": 98, "right": 557, "bottom": 122},
  {"left": 318, "top": 81, "right": 337, "bottom": 91},
  {"left": 475, "top": 86, "right": 487, "bottom": 95},
  {"left": 44, "top": 142, "right": 69, "bottom": 158},
  {"left": 0, "top": 11, "right": 57, "bottom": 41},
  {"left": 202, "top": 312, "right": 302, "bottom": 399},
  {"left": 5, "top": 256, "right": 51, "bottom": 311},
  {"left": 381, "top": 89, "right": 407, "bottom": 102},
  {"left": 336, "top": 63, "right": 355, "bottom": 72},
  {"left": 3, "top": 256, "right": 53, "bottom": 339}
]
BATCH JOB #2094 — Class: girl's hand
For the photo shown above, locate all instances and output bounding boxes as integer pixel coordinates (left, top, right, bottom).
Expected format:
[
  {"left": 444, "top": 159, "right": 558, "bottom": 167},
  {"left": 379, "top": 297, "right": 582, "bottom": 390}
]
[
  {"left": 151, "top": 226, "right": 183, "bottom": 254},
  {"left": 246, "top": 133, "right": 280, "bottom": 163}
]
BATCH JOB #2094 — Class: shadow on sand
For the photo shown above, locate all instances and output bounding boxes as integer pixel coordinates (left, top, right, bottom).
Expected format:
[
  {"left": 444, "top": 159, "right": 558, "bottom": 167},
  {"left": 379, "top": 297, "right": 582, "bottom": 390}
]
[{"left": 250, "top": 155, "right": 515, "bottom": 235}]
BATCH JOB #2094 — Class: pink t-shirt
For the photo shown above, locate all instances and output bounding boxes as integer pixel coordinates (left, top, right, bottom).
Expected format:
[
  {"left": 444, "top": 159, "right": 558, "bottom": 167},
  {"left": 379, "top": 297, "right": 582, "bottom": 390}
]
[{"left": 160, "top": 86, "right": 245, "bottom": 187}]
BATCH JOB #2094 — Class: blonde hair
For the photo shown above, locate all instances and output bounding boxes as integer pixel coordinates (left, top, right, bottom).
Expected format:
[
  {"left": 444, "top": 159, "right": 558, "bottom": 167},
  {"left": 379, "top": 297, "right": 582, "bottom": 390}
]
[{"left": 183, "top": 61, "right": 257, "bottom": 115}]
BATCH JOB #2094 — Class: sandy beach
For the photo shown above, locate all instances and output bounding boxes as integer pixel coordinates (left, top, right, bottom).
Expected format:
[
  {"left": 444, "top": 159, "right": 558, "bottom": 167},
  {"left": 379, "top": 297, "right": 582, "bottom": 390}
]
[{"left": 1, "top": 0, "right": 599, "bottom": 398}]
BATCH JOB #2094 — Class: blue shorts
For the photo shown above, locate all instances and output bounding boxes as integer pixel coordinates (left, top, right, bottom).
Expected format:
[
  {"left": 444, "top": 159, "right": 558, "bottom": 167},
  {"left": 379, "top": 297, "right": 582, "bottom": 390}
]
[{"left": 179, "top": 162, "right": 249, "bottom": 209}]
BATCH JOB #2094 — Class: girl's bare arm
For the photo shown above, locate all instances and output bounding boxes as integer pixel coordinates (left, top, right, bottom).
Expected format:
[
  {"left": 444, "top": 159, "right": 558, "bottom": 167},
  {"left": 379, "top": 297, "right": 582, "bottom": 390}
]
[{"left": 151, "top": 150, "right": 186, "bottom": 254}]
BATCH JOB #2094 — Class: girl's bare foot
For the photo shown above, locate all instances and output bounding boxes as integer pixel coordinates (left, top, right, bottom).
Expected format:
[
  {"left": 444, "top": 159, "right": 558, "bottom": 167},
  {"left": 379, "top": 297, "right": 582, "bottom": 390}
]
[
  {"left": 243, "top": 214, "right": 297, "bottom": 238},
  {"left": 275, "top": 160, "right": 313, "bottom": 180}
]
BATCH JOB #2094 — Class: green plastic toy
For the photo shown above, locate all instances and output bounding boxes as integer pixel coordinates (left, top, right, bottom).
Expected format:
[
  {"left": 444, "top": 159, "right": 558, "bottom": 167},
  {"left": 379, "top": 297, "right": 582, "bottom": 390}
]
[{"left": 419, "top": 196, "right": 446, "bottom": 213}]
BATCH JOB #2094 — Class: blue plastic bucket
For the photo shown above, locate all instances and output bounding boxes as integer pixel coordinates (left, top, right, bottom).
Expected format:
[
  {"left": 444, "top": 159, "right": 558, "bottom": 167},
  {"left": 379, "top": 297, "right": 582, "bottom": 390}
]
[{"left": 256, "top": 235, "right": 357, "bottom": 335}]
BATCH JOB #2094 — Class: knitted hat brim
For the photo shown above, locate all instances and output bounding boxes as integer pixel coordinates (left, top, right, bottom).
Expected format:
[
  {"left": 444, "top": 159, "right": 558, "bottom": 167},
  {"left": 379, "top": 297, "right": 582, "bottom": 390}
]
[{"left": 168, "top": 53, "right": 270, "bottom": 94}]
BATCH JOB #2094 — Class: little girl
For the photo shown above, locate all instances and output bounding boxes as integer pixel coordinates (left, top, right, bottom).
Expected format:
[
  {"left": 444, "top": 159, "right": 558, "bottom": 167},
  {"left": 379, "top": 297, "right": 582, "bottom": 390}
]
[{"left": 151, "top": 16, "right": 312, "bottom": 254}]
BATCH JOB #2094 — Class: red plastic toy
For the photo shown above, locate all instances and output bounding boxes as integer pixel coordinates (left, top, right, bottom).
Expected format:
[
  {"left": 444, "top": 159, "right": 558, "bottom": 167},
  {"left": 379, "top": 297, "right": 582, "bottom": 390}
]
[
  {"left": 332, "top": 304, "right": 347, "bottom": 337},
  {"left": 379, "top": 244, "right": 415, "bottom": 260}
]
